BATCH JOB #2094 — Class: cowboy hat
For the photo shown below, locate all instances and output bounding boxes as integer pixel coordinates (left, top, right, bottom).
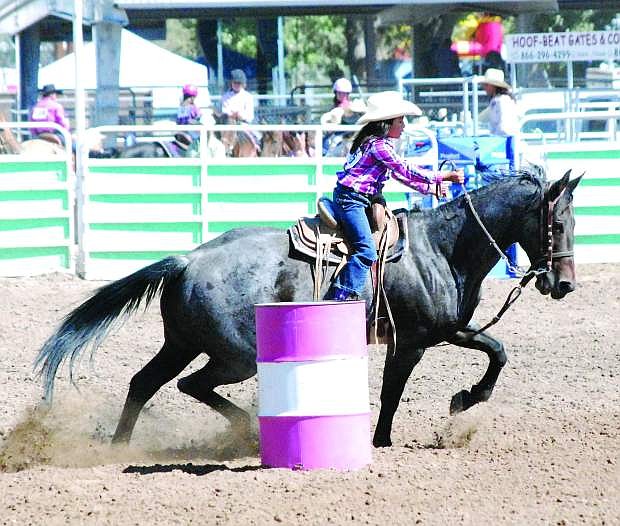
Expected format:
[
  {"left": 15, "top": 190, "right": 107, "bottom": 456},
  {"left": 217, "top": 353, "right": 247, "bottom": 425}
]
[
  {"left": 41, "top": 84, "right": 63, "bottom": 97},
  {"left": 356, "top": 91, "right": 422, "bottom": 125},
  {"left": 480, "top": 68, "right": 511, "bottom": 90},
  {"left": 348, "top": 98, "right": 367, "bottom": 114}
]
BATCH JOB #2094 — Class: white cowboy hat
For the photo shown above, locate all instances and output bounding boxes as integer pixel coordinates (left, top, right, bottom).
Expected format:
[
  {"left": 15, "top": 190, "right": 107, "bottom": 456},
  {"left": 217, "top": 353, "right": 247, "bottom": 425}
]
[
  {"left": 481, "top": 68, "right": 511, "bottom": 90},
  {"left": 348, "top": 98, "right": 367, "bottom": 114},
  {"left": 356, "top": 91, "right": 422, "bottom": 125}
]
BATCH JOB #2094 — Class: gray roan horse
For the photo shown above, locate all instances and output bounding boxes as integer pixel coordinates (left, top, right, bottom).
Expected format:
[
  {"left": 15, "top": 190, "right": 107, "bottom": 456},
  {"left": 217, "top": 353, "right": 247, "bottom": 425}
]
[{"left": 35, "top": 168, "right": 581, "bottom": 447}]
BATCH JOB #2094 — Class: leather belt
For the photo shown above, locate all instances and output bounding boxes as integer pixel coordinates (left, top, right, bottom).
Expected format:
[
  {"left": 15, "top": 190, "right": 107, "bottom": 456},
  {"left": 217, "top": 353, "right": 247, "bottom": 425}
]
[{"left": 337, "top": 183, "right": 374, "bottom": 200}]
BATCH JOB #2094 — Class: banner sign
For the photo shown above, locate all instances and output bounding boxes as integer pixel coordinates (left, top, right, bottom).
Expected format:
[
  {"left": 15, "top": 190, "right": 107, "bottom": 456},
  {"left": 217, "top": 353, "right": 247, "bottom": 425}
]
[{"left": 505, "top": 31, "right": 620, "bottom": 63}]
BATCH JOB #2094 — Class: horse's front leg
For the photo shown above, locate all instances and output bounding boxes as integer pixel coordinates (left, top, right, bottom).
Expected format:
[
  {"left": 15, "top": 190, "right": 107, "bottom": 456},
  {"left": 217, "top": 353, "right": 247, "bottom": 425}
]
[
  {"left": 373, "top": 344, "right": 425, "bottom": 448},
  {"left": 446, "top": 322, "right": 507, "bottom": 414}
]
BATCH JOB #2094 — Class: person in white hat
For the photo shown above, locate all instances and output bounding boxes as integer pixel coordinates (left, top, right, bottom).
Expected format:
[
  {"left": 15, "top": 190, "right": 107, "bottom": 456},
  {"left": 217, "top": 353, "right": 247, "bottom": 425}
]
[
  {"left": 324, "top": 90, "right": 464, "bottom": 302},
  {"left": 320, "top": 81, "right": 367, "bottom": 156},
  {"left": 478, "top": 68, "right": 519, "bottom": 137}
]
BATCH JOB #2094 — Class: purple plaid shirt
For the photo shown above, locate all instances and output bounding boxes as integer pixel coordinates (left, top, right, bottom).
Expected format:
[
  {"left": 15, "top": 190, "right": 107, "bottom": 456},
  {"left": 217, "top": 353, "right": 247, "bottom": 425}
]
[{"left": 336, "top": 136, "right": 442, "bottom": 196}]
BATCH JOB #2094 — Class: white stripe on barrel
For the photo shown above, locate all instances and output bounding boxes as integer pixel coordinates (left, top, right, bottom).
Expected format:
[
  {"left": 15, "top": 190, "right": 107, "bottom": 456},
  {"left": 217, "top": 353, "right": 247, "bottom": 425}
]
[{"left": 255, "top": 301, "right": 371, "bottom": 470}]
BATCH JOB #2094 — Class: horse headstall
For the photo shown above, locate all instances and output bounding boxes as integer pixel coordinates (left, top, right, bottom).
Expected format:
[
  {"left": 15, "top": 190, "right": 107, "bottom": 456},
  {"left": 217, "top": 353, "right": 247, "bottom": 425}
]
[{"left": 531, "top": 183, "right": 574, "bottom": 274}]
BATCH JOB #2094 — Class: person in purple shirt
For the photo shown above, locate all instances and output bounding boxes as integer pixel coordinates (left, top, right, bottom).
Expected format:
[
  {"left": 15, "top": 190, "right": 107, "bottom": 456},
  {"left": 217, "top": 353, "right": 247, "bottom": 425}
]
[
  {"left": 176, "top": 84, "right": 202, "bottom": 126},
  {"left": 325, "top": 91, "right": 464, "bottom": 302},
  {"left": 177, "top": 84, "right": 203, "bottom": 143},
  {"left": 29, "top": 84, "right": 71, "bottom": 145}
]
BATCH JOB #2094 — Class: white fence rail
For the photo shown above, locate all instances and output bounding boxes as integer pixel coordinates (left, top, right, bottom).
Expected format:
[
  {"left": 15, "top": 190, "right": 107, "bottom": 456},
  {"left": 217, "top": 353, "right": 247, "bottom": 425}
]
[
  {"left": 0, "top": 122, "right": 74, "bottom": 276},
  {"left": 76, "top": 123, "right": 437, "bottom": 280},
  {"left": 0, "top": 119, "right": 617, "bottom": 278}
]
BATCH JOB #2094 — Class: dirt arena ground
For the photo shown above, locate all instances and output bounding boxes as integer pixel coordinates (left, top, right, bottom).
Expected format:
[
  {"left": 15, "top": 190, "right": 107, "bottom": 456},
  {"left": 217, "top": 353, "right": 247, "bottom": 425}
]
[{"left": 0, "top": 263, "right": 618, "bottom": 525}]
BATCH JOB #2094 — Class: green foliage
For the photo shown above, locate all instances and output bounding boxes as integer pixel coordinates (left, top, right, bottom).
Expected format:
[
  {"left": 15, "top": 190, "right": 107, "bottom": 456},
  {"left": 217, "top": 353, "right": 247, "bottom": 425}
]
[
  {"left": 284, "top": 16, "right": 347, "bottom": 86},
  {"left": 529, "top": 10, "right": 620, "bottom": 85},
  {"left": 532, "top": 9, "right": 618, "bottom": 33},
  {"left": 378, "top": 24, "right": 412, "bottom": 59},
  {"left": 165, "top": 19, "right": 199, "bottom": 59},
  {"left": 220, "top": 19, "right": 257, "bottom": 58},
  {"left": 158, "top": 10, "right": 620, "bottom": 89}
]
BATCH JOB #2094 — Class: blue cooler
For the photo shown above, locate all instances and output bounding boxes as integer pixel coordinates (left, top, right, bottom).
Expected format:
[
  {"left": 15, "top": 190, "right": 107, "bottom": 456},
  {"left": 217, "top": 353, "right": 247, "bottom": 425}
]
[{"left": 437, "top": 137, "right": 517, "bottom": 279}]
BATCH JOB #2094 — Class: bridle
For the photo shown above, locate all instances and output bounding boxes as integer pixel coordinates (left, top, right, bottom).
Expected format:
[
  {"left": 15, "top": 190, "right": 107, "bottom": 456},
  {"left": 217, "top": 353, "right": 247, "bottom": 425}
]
[
  {"left": 528, "top": 182, "right": 573, "bottom": 274},
  {"left": 458, "top": 177, "right": 572, "bottom": 336}
]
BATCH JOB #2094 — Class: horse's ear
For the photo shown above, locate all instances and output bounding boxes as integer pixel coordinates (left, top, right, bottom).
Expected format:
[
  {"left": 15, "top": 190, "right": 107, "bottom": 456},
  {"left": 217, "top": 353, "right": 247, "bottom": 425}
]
[
  {"left": 567, "top": 173, "right": 584, "bottom": 194},
  {"left": 547, "top": 170, "right": 571, "bottom": 201}
]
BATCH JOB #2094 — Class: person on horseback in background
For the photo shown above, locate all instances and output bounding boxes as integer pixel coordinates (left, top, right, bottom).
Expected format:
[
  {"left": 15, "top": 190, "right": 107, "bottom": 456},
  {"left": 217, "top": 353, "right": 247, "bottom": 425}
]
[
  {"left": 321, "top": 77, "right": 367, "bottom": 156},
  {"left": 221, "top": 69, "right": 255, "bottom": 124},
  {"left": 176, "top": 84, "right": 204, "bottom": 149},
  {"left": 29, "top": 84, "right": 71, "bottom": 146},
  {"left": 324, "top": 91, "right": 464, "bottom": 302},
  {"left": 219, "top": 69, "right": 260, "bottom": 155},
  {"left": 176, "top": 84, "right": 202, "bottom": 126}
]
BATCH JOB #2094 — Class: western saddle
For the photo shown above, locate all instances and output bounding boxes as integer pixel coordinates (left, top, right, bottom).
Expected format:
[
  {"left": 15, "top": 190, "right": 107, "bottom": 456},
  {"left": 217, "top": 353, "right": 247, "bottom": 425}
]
[{"left": 288, "top": 196, "right": 409, "bottom": 344}]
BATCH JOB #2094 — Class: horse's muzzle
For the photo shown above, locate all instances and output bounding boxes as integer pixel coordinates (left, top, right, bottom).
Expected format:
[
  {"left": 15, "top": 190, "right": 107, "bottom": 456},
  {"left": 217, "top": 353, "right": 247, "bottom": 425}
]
[{"left": 536, "top": 273, "right": 576, "bottom": 299}]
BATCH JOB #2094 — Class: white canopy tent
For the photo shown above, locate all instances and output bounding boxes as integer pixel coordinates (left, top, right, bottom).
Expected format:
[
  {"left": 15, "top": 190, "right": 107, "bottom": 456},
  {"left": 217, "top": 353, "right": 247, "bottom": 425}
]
[{"left": 38, "top": 29, "right": 210, "bottom": 108}]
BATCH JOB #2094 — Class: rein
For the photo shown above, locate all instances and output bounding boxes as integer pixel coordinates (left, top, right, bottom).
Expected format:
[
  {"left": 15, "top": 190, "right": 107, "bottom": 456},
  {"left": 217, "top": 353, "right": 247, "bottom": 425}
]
[{"left": 459, "top": 180, "right": 570, "bottom": 337}]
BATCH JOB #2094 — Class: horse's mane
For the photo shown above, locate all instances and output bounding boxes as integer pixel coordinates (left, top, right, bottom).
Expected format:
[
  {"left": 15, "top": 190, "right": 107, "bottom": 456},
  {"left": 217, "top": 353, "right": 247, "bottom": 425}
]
[{"left": 408, "top": 166, "right": 546, "bottom": 216}]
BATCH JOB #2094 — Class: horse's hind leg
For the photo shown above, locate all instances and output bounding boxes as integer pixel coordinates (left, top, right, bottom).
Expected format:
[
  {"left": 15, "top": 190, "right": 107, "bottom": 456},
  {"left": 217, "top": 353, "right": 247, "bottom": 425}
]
[
  {"left": 177, "top": 358, "right": 255, "bottom": 436},
  {"left": 373, "top": 345, "right": 425, "bottom": 448},
  {"left": 446, "top": 322, "right": 507, "bottom": 415},
  {"left": 112, "top": 341, "right": 199, "bottom": 444}
]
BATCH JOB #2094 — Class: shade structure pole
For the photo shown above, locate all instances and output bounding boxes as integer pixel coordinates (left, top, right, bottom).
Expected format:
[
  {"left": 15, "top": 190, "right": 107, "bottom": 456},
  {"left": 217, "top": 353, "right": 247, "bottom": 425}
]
[
  {"left": 277, "top": 16, "right": 285, "bottom": 105},
  {"left": 73, "top": 0, "right": 87, "bottom": 274}
]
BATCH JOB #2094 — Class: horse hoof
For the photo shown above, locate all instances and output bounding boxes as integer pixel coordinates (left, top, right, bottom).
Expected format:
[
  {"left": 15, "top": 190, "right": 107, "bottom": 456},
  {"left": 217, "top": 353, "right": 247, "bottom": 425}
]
[
  {"left": 111, "top": 433, "right": 130, "bottom": 446},
  {"left": 449, "top": 390, "right": 468, "bottom": 415},
  {"left": 372, "top": 434, "right": 392, "bottom": 448}
]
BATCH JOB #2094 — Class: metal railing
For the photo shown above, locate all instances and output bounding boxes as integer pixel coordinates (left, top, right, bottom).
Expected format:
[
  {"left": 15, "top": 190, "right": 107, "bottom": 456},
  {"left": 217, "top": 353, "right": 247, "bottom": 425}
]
[{"left": 520, "top": 110, "right": 620, "bottom": 143}]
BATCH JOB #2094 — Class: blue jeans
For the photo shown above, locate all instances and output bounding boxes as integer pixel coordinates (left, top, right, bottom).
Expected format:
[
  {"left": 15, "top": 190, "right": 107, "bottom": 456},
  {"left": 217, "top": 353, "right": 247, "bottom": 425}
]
[{"left": 328, "top": 184, "right": 377, "bottom": 296}]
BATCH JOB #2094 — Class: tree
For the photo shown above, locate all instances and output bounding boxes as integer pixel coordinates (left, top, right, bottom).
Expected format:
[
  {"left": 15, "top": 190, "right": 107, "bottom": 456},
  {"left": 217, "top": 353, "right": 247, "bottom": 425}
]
[
  {"left": 528, "top": 9, "right": 620, "bottom": 85},
  {"left": 165, "top": 19, "right": 200, "bottom": 58},
  {"left": 284, "top": 16, "right": 347, "bottom": 87}
]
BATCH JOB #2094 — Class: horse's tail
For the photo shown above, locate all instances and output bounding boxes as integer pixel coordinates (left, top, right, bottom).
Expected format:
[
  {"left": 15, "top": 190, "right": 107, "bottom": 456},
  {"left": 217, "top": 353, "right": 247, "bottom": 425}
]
[{"left": 34, "top": 255, "right": 190, "bottom": 402}]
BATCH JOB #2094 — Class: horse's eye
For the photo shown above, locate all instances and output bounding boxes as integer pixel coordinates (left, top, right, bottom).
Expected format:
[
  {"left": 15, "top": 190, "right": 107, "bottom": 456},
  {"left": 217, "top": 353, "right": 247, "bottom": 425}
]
[{"left": 553, "top": 221, "right": 564, "bottom": 233}]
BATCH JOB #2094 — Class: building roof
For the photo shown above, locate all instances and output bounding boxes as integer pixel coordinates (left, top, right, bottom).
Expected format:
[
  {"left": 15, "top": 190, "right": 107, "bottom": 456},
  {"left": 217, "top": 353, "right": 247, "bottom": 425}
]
[
  {"left": 117, "top": 0, "right": 560, "bottom": 20},
  {"left": 0, "top": 0, "right": 563, "bottom": 36},
  {"left": 3, "top": 0, "right": 617, "bottom": 41}
]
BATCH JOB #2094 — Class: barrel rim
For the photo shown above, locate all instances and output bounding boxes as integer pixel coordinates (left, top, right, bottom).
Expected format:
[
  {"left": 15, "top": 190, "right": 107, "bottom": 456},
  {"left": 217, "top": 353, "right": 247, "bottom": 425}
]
[{"left": 254, "top": 300, "right": 365, "bottom": 307}]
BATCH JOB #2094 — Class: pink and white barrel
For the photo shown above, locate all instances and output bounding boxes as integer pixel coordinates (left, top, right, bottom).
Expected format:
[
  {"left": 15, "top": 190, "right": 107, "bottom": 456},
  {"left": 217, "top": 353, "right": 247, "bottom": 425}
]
[{"left": 255, "top": 301, "right": 371, "bottom": 470}]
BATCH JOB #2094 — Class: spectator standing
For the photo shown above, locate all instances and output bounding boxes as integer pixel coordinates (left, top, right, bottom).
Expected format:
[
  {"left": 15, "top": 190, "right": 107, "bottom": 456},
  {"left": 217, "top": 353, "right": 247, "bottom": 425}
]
[
  {"left": 30, "top": 84, "right": 70, "bottom": 145},
  {"left": 478, "top": 68, "right": 518, "bottom": 137},
  {"left": 478, "top": 68, "right": 520, "bottom": 166}
]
